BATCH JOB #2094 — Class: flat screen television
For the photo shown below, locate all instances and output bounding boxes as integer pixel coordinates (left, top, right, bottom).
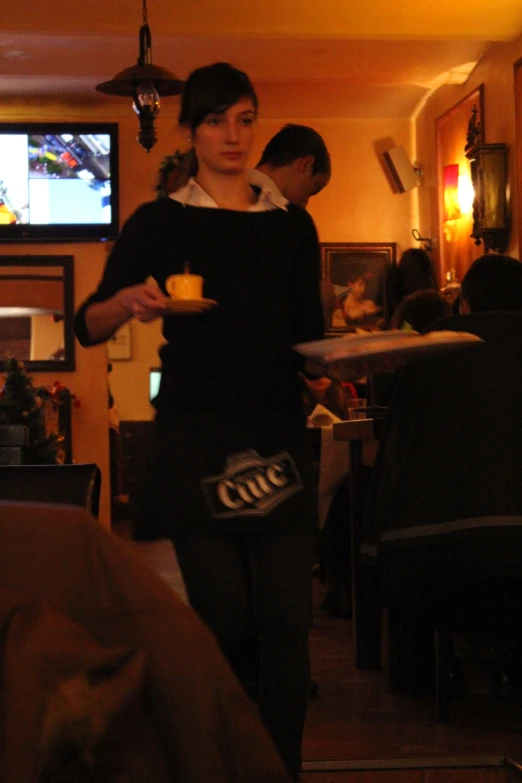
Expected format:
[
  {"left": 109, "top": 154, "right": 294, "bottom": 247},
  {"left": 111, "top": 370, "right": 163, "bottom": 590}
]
[{"left": 0, "top": 122, "right": 119, "bottom": 242}]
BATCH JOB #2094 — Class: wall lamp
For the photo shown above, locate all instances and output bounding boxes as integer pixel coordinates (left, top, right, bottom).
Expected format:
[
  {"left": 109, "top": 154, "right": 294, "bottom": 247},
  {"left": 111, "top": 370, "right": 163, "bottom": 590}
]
[
  {"left": 442, "top": 163, "right": 474, "bottom": 242},
  {"left": 443, "top": 164, "right": 461, "bottom": 222},
  {"left": 96, "top": 0, "right": 183, "bottom": 152}
]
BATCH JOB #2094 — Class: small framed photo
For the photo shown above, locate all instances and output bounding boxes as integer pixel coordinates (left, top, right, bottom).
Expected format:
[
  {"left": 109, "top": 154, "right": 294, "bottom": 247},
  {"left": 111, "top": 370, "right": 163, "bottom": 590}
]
[
  {"left": 321, "top": 242, "right": 396, "bottom": 333},
  {"left": 108, "top": 322, "right": 132, "bottom": 361}
]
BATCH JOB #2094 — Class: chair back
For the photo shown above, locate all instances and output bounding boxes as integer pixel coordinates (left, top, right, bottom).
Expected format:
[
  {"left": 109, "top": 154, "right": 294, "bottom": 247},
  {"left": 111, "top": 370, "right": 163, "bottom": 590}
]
[
  {"left": 0, "top": 463, "right": 101, "bottom": 518},
  {"left": 362, "top": 311, "right": 522, "bottom": 612}
]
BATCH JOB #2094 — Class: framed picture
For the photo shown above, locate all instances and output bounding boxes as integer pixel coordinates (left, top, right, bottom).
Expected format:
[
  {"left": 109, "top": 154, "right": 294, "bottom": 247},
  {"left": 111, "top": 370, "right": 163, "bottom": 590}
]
[
  {"left": 107, "top": 322, "right": 132, "bottom": 361},
  {"left": 321, "top": 242, "right": 396, "bottom": 333}
]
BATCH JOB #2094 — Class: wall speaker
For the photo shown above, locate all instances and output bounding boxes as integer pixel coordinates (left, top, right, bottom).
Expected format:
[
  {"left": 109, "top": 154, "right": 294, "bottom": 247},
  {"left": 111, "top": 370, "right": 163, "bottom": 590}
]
[{"left": 383, "top": 145, "right": 419, "bottom": 193}]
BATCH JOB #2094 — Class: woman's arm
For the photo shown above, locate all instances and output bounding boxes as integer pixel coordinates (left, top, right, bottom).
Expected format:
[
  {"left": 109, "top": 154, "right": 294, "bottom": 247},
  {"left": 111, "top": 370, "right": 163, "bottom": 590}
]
[
  {"left": 84, "top": 282, "right": 167, "bottom": 343},
  {"left": 75, "top": 202, "right": 169, "bottom": 346}
]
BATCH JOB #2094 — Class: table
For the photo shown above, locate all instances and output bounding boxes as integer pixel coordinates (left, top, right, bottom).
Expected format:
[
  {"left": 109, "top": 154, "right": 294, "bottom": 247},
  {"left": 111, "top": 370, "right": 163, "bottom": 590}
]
[{"left": 333, "top": 417, "right": 385, "bottom": 670}]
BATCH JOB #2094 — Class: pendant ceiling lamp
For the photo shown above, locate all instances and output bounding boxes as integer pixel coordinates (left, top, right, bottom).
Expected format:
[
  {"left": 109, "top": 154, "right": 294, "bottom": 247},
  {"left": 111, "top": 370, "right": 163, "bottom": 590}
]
[{"left": 96, "top": 0, "right": 183, "bottom": 152}]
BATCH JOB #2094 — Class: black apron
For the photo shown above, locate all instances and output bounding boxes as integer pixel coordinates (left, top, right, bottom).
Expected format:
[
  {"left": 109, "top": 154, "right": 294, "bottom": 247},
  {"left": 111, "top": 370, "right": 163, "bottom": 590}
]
[{"left": 135, "top": 409, "right": 318, "bottom": 540}]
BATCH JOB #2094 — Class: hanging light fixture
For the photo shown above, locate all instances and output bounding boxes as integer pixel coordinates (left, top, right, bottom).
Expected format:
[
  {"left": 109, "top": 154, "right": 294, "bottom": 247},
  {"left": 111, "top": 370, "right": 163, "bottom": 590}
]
[{"left": 96, "top": 0, "right": 183, "bottom": 152}]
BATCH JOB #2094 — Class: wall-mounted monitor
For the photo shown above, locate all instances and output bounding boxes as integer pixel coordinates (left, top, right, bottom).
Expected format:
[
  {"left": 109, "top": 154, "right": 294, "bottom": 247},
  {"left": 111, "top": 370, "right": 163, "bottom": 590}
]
[{"left": 0, "top": 122, "right": 119, "bottom": 242}]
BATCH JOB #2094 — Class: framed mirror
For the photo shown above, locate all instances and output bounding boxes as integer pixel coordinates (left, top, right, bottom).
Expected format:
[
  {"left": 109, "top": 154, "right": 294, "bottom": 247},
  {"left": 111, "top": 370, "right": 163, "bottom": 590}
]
[{"left": 0, "top": 255, "right": 75, "bottom": 371}]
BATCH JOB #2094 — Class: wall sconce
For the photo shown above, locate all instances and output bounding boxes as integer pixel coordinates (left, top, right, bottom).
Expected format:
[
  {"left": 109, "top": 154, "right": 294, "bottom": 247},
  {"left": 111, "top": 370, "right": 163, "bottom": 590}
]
[
  {"left": 443, "top": 164, "right": 474, "bottom": 220},
  {"left": 96, "top": 0, "right": 183, "bottom": 152},
  {"left": 443, "top": 164, "right": 461, "bottom": 221},
  {"left": 465, "top": 133, "right": 509, "bottom": 253},
  {"left": 442, "top": 163, "right": 475, "bottom": 242}
]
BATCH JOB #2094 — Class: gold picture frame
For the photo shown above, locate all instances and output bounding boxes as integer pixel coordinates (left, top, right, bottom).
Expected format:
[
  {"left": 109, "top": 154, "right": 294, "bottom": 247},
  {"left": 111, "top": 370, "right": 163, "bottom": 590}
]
[{"left": 321, "top": 242, "right": 396, "bottom": 333}]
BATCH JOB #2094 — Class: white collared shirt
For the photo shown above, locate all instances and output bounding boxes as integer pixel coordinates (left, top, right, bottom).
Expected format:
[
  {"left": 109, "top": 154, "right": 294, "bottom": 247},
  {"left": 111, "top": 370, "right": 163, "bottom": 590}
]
[
  {"left": 169, "top": 173, "right": 288, "bottom": 212},
  {"left": 247, "top": 168, "right": 286, "bottom": 203}
]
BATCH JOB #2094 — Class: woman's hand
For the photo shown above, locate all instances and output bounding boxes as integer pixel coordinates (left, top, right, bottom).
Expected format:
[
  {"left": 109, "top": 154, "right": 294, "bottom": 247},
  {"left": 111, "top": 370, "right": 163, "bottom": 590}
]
[{"left": 117, "top": 282, "right": 167, "bottom": 323}]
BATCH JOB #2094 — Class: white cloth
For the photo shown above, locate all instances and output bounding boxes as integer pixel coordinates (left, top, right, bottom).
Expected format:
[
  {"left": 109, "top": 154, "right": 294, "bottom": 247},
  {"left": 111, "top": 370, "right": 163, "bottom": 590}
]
[
  {"left": 307, "top": 404, "right": 350, "bottom": 529},
  {"left": 169, "top": 174, "right": 288, "bottom": 212},
  {"left": 246, "top": 168, "right": 289, "bottom": 209}
]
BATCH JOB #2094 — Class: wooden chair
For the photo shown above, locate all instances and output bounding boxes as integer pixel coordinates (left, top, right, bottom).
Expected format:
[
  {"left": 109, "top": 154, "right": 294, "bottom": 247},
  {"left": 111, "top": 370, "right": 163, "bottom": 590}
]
[{"left": 0, "top": 463, "right": 101, "bottom": 518}]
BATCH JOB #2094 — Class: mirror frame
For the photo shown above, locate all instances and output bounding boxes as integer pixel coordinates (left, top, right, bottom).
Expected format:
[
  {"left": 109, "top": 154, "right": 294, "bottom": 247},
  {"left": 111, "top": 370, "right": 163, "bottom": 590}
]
[{"left": 0, "top": 254, "right": 75, "bottom": 371}]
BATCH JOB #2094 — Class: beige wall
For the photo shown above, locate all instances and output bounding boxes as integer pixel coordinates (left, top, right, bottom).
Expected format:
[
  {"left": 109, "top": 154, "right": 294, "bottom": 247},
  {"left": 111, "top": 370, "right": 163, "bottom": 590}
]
[
  {"left": 416, "top": 35, "right": 522, "bottom": 279},
  {"left": 253, "top": 117, "right": 417, "bottom": 248}
]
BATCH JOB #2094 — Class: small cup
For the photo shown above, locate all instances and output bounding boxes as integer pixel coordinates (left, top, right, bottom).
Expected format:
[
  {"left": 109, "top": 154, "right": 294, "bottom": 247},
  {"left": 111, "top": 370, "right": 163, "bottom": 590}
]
[
  {"left": 166, "top": 274, "right": 203, "bottom": 301},
  {"left": 346, "top": 398, "right": 368, "bottom": 420}
]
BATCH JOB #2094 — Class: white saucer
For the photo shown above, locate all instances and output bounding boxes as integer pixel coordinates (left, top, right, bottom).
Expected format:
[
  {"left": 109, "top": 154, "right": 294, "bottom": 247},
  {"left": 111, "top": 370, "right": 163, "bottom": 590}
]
[{"left": 162, "top": 297, "right": 218, "bottom": 315}]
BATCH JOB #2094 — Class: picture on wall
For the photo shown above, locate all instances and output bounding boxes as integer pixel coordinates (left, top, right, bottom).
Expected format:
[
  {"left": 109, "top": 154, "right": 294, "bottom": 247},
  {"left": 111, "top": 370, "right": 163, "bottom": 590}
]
[
  {"left": 321, "top": 242, "right": 396, "bottom": 333},
  {"left": 107, "top": 322, "right": 132, "bottom": 361}
]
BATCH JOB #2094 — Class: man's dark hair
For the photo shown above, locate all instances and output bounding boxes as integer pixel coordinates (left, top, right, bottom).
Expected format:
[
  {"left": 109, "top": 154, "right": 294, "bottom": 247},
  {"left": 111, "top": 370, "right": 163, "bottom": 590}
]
[
  {"left": 256, "top": 124, "right": 330, "bottom": 175},
  {"left": 461, "top": 253, "right": 522, "bottom": 312}
]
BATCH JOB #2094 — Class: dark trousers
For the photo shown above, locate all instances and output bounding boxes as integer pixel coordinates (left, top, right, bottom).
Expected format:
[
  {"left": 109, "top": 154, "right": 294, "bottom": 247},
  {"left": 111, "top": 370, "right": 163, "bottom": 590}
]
[{"left": 173, "top": 532, "right": 314, "bottom": 781}]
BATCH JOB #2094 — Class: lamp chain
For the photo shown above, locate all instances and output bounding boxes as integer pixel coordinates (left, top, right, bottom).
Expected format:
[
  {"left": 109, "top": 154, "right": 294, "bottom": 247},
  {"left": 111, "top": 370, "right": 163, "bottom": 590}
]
[{"left": 142, "top": 0, "right": 148, "bottom": 26}]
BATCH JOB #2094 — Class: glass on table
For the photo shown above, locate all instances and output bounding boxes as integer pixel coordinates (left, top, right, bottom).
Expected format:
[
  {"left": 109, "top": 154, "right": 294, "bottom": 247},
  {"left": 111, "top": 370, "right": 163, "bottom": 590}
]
[{"left": 345, "top": 398, "right": 368, "bottom": 420}]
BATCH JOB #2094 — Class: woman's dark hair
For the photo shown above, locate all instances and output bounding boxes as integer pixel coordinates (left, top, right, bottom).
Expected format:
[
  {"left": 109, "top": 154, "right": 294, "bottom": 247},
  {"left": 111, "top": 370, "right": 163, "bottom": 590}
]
[
  {"left": 394, "top": 247, "right": 438, "bottom": 301},
  {"left": 178, "top": 62, "right": 258, "bottom": 132}
]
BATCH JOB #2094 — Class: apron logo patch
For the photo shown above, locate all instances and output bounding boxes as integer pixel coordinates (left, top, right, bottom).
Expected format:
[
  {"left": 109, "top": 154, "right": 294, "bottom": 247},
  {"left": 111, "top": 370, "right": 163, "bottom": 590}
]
[{"left": 201, "top": 449, "right": 303, "bottom": 519}]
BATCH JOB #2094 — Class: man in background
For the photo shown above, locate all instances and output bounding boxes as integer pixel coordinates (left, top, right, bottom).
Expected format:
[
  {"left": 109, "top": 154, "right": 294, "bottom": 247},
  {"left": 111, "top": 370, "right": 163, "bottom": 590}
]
[
  {"left": 252, "top": 123, "right": 331, "bottom": 208},
  {"left": 252, "top": 123, "right": 334, "bottom": 316}
]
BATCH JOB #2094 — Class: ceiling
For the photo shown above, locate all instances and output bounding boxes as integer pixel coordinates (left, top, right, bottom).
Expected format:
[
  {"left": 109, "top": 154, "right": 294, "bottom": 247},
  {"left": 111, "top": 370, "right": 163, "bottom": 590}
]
[{"left": 2, "top": 0, "right": 522, "bottom": 119}]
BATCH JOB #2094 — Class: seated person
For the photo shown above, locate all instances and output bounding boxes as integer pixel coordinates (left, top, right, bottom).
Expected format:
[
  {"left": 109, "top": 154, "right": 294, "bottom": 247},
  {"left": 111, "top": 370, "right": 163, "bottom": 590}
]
[
  {"left": 391, "top": 289, "right": 451, "bottom": 333},
  {"left": 301, "top": 373, "right": 357, "bottom": 421},
  {"left": 390, "top": 247, "right": 438, "bottom": 313},
  {"left": 457, "top": 252, "right": 522, "bottom": 314},
  {"left": 362, "top": 310, "right": 522, "bottom": 625}
]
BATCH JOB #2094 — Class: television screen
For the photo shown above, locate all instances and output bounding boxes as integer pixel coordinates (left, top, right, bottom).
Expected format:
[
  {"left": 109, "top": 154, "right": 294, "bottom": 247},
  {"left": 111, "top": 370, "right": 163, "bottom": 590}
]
[{"left": 0, "top": 122, "right": 119, "bottom": 242}]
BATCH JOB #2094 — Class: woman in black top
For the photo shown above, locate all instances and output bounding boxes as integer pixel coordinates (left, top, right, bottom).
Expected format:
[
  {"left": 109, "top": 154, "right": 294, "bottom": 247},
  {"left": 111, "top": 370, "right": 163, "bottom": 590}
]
[{"left": 75, "top": 62, "right": 324, "bottom": 780}]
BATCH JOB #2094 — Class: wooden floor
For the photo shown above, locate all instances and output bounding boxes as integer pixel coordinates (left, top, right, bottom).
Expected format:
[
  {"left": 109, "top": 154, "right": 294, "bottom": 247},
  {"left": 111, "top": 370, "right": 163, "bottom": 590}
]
[{"left": 302, "top": 580, "right": 522, "bottom": 780}]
